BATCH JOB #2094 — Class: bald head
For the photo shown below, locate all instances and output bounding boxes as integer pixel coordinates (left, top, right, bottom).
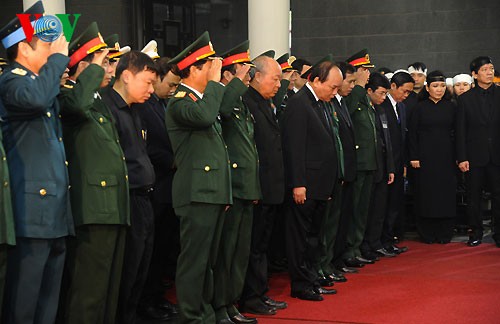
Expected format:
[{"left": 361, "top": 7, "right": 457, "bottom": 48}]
[{"left": 251, "top": 56, "right": 282, "bottom": 99}]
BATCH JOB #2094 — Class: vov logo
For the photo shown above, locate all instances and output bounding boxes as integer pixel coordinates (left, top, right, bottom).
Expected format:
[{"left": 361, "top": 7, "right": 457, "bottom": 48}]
[{"left": 16, "top": 13, "right": 81, "bottom": 42}]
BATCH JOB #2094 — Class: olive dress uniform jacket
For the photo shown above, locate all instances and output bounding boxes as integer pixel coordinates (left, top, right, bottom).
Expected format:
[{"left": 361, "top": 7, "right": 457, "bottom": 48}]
[
  {"left": 345, "top": 85, "right": 377, "bottom": 171},
  {"left": 456, "top": 84, "right": 500, "bottom": 167},
  {"left": 220, "top": 78, "right": 261, "bottom": 200},
  {"left": 0, "top": 127, "right": 14, "bottom": 245},
  {"left": 59, "top": 64, "right": 130, "bottom": 226},
  {"left": 0, "top": 54, "right": 74, "bottom": 238},
  {"left": 166, "top": 82, "right": 232, "bottom": 208},
  {"left": 282, "top": 86, "right": 338, "bottom": 199},
  {"left": 243, "top": 86, "right": 285, "bottom": 205}
]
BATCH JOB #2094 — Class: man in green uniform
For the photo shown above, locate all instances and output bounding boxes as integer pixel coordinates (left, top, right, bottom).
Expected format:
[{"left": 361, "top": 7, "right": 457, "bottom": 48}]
[
  {"left": 58, "top": 22, "right": 130, "bottom": 324},
  {"left": 166, "top": 32, "right": 232, "bottom": 324},
  {"left": 343, "top": 49, "right": 378, "bottom": 268},
  {"left": 0, "top": 99, "right": 15, "bottom": 322},
  {"left": 212, "top": 41, "right": 260, "bottom": 324}
]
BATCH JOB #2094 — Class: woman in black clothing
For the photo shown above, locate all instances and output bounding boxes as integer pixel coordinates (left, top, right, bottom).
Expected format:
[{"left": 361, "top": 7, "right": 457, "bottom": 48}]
[{"left": 409, "top": 71, "right": 457, "bottom": 243}]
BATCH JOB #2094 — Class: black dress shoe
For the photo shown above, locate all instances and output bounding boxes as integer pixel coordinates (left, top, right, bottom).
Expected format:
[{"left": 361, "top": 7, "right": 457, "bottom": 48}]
[
  {"left": 318, "top": 276, "right": 334, "bottom": 287},
  {"left": 261, "top": 295, "right": 287, "bottom": 309},
  {"left": 326, "top": 272, "right": 347, "bottom": 283},
  {"left": 230, "top": 313, "right": 258, "bottom": 324},
  {"left": 314, "top": 287, "right": 337, "bottom": 295},
  {"left": 376, "top": 248, "right": 397, "bottom": 257},
  {"left": 437, "top": 239, "right": 451, "bottom": 244},
  {"left": 240, "top": 299, "right": 276, "bottom": 315},
  {"left": 338, "top": 266, "right": 359, "bottom": 273},
  {"left": 344, "top": 258, "right": 365, "bottom": 268},
  {"left": 217, "top": 319, "right": 235, "bottom": 324},
  {"left": 355, "top": 256, "right": 375, "bottom": 264},
  {"left": 158, "top": 299, "right": 179, "bottom": 315},
  {"left": 138, "top": 305, "right": 172, "bottom": 321},
  {"left": 467, "top": 238, "right": 482, "bottom": 247},
  {"left": 392, "top": 244, "right": 409, "bottom": 253},
  {"left": 291, "top": 289, "right": 323, "bottom": 301},
  {"left": 361, "top": 251, "right": 380, "bottom": 262}
]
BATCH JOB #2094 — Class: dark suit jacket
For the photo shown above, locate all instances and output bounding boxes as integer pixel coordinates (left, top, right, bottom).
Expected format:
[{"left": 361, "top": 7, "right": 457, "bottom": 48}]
[
  {"left": 456, "top": 84, "right": 500, "bottom": 167},
  {"left": 137, "top": 94, "right": 175, "bottom": 204},
  {"left": 282, "top": 86, "right": 337, "bottom": 200},
  {"left": 243, "top": 86, "right": 285, "bottom": 205},
  {"left": 380, "top": 97, "right": 406, "bottom": 172},
  {"left": 333, "top": 97, "right": 357, "bottom": 182},
  {"left": 374, "top": 104, "right": 395, "bottom": 183}
]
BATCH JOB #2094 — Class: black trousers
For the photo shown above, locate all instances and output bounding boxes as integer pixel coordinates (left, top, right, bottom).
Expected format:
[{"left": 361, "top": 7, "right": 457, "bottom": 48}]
[
  {"left": 141, "top": 201, "right": 178, "bottom": 303},
  {"left": 466, "top": 164, "right": 500, "bottom": 239},
  {"left": 241, "top": 203, "right": 280, "bottom": 303},
  {"left": 362, "top": 178, "right": 389, "bottom": 253},
  {"left": 117, "top": 193, "right": 155, "bottom": 324},
  {"left": 332, "top": 181, "right": 354, "bottom": 268},
  {"left": 382, "top": 171, "right": 405, "bottom": 248},
  {"left": 285, "top": 196, "right": 327, "bottom": 293}
]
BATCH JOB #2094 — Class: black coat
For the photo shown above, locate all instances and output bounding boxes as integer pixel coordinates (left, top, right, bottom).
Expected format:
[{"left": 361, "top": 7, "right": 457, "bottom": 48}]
[
  {"left": 333, "top": 97, "right": 357, "bottom": 182},
  {"left": 243, "top": 86, "right": 285, "bottom": 205},
  {"left": 456, "top": 84, "right": 500, "bottom": 167},
  {"left": 137, "top": 95, "right": 175, "bottom": 204},
  {"left": 281, "top": 86, "right": 338, "bottom": 200},
  {"left": 380, "top": 97, "right": 407, "bottom": 172},
  {"left": 374, "top": 104, "right": 395, "bottom": 183}
]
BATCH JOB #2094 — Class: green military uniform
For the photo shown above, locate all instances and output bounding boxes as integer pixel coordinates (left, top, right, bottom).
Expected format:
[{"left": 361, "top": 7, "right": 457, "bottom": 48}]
[
  {"left": 344, "top": 85, "right": 377, "bottom": 260},
  {"left": 58, "top": 23, "right": 129, "bottom": 324},
  {"left": 0, "top": 127, "right": 15, "bottom": 321},
  {"left": 212, "top": 40, "right": 261, "bottom": 322},
  {"left": 166, "top": 31, "right": 232, "bottom": 324}
]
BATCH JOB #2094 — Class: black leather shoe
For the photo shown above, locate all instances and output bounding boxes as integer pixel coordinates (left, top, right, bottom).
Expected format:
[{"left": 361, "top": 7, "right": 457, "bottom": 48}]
[
  {"left": 467, "top": 238, "right": 482, "bottom": 247},
  {"left": 338, "top": 266, "right": 359, "bottom": 273},
  {"left": 138, "top": 305, "right": 172, "bottom": 321},
  {"left": 376, "top": 248, "right": 397, "bottom": 257},
  {"left": 318, "top": 276, "right": 334, "bottom": 287},
  {"left": 437, "top": 239, "right": 451, "bottom": 244},
  {"left": 217, "top": 319, "right": 235, "bottom": 324},
  {"left": 230, "top": 313, "right": 258, "bottom": 324},
  {"left": 361, "top": 251, "right": 380, "bottom": 262},
  {"left": 261, "top": 295, "right": 287, "bottom": 309},
  {"left": 355, "top": 256, "right": 375, "bottom": 264},
  {"left": 158, "top": 299, "right": 179, "bottom": 315},
  {"left": 392, "top": 244, "right": 409, "bottom": 253},
  {"left": 326, "top": 272, "right": 347, "bottom": 283},
  {"left": 344, "top": 258, "right": 365, "bottom": 268},
  {"left": 291, "top": 289, "right": 323, "bottom": 301},
  {"left": 314, "top": 287, "right": 337, "bottom": 295},
  {"left": 240, "top": 299, "right": 276, "bottom": 315}
]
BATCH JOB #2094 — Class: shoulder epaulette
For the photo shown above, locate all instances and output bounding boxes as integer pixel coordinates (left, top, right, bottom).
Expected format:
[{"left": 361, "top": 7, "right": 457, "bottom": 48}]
[
  {"left": 11, "top": 68, "right": 27, "bottom": 76},
  {"left": 174, "top": 91, "right": 186, "bottom": 98}
]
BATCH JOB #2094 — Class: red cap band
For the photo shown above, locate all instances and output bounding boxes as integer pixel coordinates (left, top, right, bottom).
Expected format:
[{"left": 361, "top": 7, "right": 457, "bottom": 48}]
[
  {"left": 69, "top": 37, "right": 107, "bottom": 68},
  {"left": 222, "top": 52, "right": 250, "bottom": 67},
  {"left": 349, "top": 57, "right": 369, "bottom": 66},
  {"left": 177, "top": 44, "right": 215, "bottom": 71}
]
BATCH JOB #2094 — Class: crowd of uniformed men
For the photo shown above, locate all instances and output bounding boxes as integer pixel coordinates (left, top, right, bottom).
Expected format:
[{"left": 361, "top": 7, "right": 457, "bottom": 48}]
[{"left": 1, "top": 2, "right": 500, "bottom": 324}]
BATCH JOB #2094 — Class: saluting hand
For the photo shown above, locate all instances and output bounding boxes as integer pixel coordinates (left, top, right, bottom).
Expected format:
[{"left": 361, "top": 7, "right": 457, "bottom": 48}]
[
  {"left": 50, "top": 35, "right": 69, "bottom": 56},
  {"left": 235, "top": 64, "right": 251, "bottom": 82},
  {"left": 355, "top": 69, "right": 370, "bottom": 87},
  {"left": 208, "top": 58, "right": 222, "bottom": 82},
  {"left": 91, "top": 49, "right": 110, "bottom": 67}
]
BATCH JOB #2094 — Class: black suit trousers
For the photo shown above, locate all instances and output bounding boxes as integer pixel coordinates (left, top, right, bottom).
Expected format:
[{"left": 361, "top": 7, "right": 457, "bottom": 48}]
[
  {"left": 241, "top": 203, "right": 280, "bottom": 302},
  {"left": 285, "top": 195, "right": 327, "bottom": 293},
  {"left": 466, "top": 164, "right": 500, "bottom": 238},
  {"left": 332, "top": 181, "right": 354, "bottom": 268},
  {"left": 382, "top": 171, "right": 405, "bottom": 247}
]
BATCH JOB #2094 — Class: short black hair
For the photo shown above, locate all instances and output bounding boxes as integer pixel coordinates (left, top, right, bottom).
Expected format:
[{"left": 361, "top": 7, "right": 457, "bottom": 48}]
[
  {"left": 366, "top": 72, "right": 390, "bottom": 92},
  {"left": 171, "top": 59, "right": 207, "bottom": 79},
  {"left": 155, "top": 57, "right": 175, "bottom": 80},
  {"left": 469, "top": 56, "right": 493, "bottom": 73},
  {"left": 336, "top": 61, "right": 355, "bottom": 79},
  {"left": 115, "top": 51, "right": 158, "bottom": 79},
  {"left": 291, "top": 58, "right": 311, "bottom": 72},
  {"left": 221, "top": 63, "right": 237, "bottom": 76},
  {"left": 391, "top": 71, "right": 415, "bottom": 87},
  {"left": 308, "top": 61, "right": 339, "bottom": 83},
  {"left": 377, "top": 67, "right": 392, "bottom": 74}
]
